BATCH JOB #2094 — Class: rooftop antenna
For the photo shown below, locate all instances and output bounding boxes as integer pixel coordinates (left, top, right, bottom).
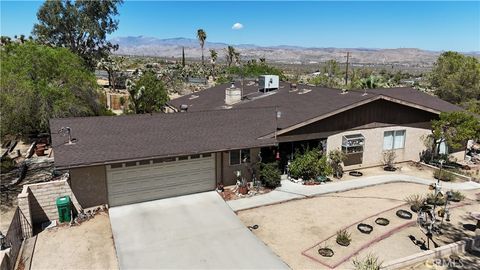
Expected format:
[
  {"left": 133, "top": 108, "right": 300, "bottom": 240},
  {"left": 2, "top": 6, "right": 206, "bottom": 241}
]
[
  {"left": 58, "top": 127, "right": 75, "bottom": 145},
  {"left": 344, "top": 51, "right": 350, "bottom": 86}
]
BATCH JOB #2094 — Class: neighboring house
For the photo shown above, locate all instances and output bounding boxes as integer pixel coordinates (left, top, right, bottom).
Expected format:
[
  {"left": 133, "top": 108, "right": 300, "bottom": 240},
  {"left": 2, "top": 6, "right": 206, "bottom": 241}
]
[{"left": 50, "top": 78, "right": 462, "bottom": 208}]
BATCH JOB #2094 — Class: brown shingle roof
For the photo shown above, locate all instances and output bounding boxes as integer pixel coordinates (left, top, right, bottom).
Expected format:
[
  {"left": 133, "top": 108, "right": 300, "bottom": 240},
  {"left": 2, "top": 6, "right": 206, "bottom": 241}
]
[
  {"left": 168, "top": 82, "right": 462, "bottom": 129},
  {"left": 50, "top": 107, "right": 277, "bottom": 169}
]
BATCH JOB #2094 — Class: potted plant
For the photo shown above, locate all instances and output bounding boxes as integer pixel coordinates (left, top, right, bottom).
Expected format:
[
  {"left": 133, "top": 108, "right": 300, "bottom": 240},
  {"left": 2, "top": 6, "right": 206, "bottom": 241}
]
[
  {"left": 382, "top": 150, "right": 397, "bottom": 171},
  {"left": 336, "top": 229, "right": 352, "bottom": 246}
]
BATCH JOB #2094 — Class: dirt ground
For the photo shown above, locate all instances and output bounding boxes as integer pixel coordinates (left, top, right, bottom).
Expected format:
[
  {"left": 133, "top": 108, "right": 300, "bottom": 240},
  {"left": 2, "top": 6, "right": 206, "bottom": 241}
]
[
  {"left": 30, "top": 212, "right": 118, "bottom": 270},
  {"left": 237, "top": 183, "right": 480, "bottom": 270}
]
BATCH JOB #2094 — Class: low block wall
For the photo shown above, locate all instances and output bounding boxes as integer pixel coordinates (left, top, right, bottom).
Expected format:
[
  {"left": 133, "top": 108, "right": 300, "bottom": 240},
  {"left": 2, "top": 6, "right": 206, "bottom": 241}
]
[
  {"left": 381, "top": 238, "right": 474, "bottom": 270},
  {"left": 18, "top": 180, "right": 80, "bottom": 232}
]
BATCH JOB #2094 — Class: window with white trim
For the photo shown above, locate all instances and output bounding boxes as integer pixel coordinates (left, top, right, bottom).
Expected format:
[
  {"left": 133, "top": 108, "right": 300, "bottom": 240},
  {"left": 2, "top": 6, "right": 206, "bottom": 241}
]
[
  {"left": 229, "top": 149, "right": 251, "bottom": 165},
  {"left": 383, "top": 130, "right": 406, "bottom": 150}
]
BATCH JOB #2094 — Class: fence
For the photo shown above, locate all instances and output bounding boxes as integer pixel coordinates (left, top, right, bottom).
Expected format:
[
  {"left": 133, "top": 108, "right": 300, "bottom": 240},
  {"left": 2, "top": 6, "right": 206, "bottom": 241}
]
[{"left": 4, "top": 207, "right": 32, "bottom": 269}]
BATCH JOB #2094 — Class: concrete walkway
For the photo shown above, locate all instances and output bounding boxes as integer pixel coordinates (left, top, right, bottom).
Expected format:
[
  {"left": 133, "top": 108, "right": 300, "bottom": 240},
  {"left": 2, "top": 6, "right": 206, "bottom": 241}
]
[{"left": 227, "top": 174, "right": 480, "bottom": 211}]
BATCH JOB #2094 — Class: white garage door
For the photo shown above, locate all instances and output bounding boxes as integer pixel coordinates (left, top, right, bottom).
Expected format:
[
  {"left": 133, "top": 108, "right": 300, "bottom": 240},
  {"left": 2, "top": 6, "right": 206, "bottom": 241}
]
[{"left": 106, "top": 154, "right": 215, "bottom": 206}]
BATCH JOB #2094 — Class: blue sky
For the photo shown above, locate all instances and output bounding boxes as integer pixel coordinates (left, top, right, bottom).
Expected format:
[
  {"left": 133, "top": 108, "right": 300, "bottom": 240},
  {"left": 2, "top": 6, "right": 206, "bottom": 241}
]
[{"left": 1, "top": 1, "right": 479, "bottom": 52}]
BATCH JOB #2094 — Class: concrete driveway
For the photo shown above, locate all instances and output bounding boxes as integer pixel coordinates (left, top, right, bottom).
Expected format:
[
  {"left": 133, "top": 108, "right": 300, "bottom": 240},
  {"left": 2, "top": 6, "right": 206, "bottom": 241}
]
[{"left": 109, "top": 191, "right": 288, "bottom": 269}]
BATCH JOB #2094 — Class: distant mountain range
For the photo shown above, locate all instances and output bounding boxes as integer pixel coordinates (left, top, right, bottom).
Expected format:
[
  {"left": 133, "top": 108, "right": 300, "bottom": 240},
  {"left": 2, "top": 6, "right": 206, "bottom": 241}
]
[{"left": 111, "top": 36, "right": 479, "bottom": 66}]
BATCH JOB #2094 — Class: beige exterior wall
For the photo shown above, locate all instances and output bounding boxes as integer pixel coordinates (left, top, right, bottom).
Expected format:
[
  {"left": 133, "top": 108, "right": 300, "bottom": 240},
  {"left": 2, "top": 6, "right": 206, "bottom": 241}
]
[
  {"left": 69, "top": 165, "right": 108, "bottom": 209},
  {"left": 327, "top": 124, "right": 432, "bottom": 170},
  {"left": 219, "top": 148, "right": 261, "bottom": 186}
]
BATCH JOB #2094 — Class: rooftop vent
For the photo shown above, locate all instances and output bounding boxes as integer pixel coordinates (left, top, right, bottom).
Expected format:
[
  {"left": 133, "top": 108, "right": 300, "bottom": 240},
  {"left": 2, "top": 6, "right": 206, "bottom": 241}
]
[
  {"left": 180, "top": 104, "right": 188, "bottom": 112},
  {"left": 258, "top": 75, "right": 279, "bottom": 92}
]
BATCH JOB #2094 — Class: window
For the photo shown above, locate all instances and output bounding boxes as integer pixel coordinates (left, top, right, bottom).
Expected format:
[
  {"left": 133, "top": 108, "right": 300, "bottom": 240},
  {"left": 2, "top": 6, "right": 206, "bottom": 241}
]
[
  {"left": 110, "top": 163, "right": 123, "bottom": 169},
  {"left": 229, "top": 149, "right": 251, "bottom": 165},
  {"left": 202, "top": 153, "right": 212, "bottom": 158},
  {"left": 190, "top": 154, "right": 200, "bottom": 159},
  {"left": 138, "top": 160, "right": 151, "bottom": 165},
  {"left": 125, "top": 161, "right": 137, "bottom": 167},
  {"left": 383, "top": 130, "right": 406, "bottom": 150},
  {"left": 178, "top": 156, "right": 189, "bottom": 161}
]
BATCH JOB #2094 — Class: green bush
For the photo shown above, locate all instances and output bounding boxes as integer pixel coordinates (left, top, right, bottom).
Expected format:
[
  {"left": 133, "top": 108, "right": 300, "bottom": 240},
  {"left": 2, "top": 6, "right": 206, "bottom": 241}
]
[
  {"left": 1, "top": 156, "right": 15, "bottom": 173},
  {"left": 259, "top": 162, "right": 281, "bottom": 188},
  {"left": 289, "top": 148, "right": 332, "bottom": 180},
  {"left": 433, "top": 170, "right": 455, "bottom": 182},
  {"left": 449, "top": 190, "right": 465, "bottom": 202}
]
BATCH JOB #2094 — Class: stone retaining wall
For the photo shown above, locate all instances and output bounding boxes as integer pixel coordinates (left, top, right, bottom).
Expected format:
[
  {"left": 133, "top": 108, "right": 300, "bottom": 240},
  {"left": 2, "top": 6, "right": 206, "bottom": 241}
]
[{"left": 17, "top": 180, "right": 80, "bottom": 235}]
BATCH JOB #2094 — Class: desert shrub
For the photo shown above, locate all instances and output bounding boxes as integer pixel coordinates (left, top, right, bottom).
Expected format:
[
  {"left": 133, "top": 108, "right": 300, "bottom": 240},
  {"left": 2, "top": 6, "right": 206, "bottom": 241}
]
[
  {"left": 259, "top": 162, "right": 281, "bottom": 188},
  {"left": 328, "top": 149, "right": 346, "bottom": 178},
  {"left": 336, "top": 229, "right": 352, "bottom": 246},
  {"left": 433, "top": 170, "right": 455, "bottom": 182},
  {"left": 426, "top": 193, "right": 446, "bottom": 205},
  {"left": 382, "top": 150, "right": 396, "bottom": 168},
  {"left": 289, "top": 148, "right": 332, "bottom": 180},
  {"left": 404, "top": 194, "right": 425, "bottom": 212},
  {"left": 449, "top": 190, "right": 465, "bottom": 202},
  {"left": 1, "top": 156, "right": 15, "bottom": 173},
  {"left": 352, "top": 253, "right": 382, "bottom": 270}
]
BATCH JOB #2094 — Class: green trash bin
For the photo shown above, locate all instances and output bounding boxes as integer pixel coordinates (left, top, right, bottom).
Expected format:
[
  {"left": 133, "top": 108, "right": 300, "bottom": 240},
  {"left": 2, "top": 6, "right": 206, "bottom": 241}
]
[{"left": 56, "top": 196, "right": 71, "bottom": 223}]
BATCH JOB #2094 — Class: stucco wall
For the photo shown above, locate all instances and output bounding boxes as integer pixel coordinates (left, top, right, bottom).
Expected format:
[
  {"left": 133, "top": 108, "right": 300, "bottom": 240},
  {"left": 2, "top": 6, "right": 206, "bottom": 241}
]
[
  {"left": 220, "top": 148, "right": 261, "bottom": 186},
  {"left": 69, "top": 165, "right": 108, "bottom": 208},
  {"left": 327, "top": 124, "right": 431, "bottom": 170}
]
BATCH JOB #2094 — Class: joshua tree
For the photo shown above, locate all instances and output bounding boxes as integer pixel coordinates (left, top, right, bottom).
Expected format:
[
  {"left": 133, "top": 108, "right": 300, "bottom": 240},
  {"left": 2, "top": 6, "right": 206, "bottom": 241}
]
[
  {"left": 197, "top": 29, "right": 207, "bottom": 66},
  {"left": 226, "top": 45, "right": 236, "bottom": 68},
  {"left": 209, "top": 49, "right": 218, "bottom": 78},
  {"left": 181, "top": 46, "right": 185, "bottom": 67}
]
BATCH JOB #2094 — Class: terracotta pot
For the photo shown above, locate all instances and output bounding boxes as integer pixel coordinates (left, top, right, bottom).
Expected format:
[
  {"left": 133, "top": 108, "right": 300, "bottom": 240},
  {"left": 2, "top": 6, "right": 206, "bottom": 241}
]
[
  {"left": 239, "top": 186, "right": 248, "bottom": 195},
  {"left": 35, "top": 148, "right": 45, "bottom": 156}
]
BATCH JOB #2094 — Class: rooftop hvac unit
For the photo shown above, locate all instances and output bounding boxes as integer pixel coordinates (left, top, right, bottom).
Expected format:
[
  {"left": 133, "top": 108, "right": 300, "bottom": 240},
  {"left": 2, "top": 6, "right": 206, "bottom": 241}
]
[{"left": 258, "top": 75, "right": 279, "bottom": 92}]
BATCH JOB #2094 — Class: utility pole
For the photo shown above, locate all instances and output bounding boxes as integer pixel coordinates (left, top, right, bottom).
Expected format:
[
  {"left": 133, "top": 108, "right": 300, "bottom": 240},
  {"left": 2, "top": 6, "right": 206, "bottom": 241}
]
[{"left": 345, "top": 52, "right": 350, "bottom": 86}]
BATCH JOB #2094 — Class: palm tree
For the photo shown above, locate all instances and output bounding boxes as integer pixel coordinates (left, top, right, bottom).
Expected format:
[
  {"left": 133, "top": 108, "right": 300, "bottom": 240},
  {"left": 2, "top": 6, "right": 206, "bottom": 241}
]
[
  {"left": 197, "top": 29, "right": 207, "bottom": 66},
  {"left": 226, "top": 46, "right": 236, "bottom": 68},
  {"left": 209, "top": 49, "right": 218, "bottom": 78}
]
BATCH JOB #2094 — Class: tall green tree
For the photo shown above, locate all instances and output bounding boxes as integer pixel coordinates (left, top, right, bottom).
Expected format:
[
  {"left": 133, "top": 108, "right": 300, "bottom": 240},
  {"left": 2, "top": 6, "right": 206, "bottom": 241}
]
[
  {"left": 0, "top": 42, "right": 103, "bottom": 136},
  {"left": 197, "top": 29, "right": 207, "bottom": 66},
  {"left": 33, "top": 0, "right": 123, "bottom": 69},
  {"left": 127, "top": 71, "right": 169, "bottom": 114},
  {"left": 431, "top": 111, "right": 480, "bottom": 152},
  {"left": 429, "top": 51, "right": 480, "bottom": 104}
]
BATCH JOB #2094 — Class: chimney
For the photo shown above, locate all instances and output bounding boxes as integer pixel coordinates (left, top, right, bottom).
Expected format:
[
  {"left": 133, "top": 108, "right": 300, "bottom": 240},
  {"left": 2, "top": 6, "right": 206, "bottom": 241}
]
[{"left": 225, "top": 83, "right": 241, "bottom": 105}]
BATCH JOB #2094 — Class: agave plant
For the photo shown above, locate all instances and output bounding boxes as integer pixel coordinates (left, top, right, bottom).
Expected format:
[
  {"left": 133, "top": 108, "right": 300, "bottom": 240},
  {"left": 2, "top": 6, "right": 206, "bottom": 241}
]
[
  {"left": 404, "top": 194, "right": 425, "bottom": 212},
  {"left": 352, "top": 253, "right": 382, "bottom": 270}
]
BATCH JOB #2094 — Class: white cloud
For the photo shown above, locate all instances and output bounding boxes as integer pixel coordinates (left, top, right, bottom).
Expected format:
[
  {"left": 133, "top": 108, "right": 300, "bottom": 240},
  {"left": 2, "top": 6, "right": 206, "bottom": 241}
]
[{"left": 232, "top": 23, "right": 244, "bottom": 30}]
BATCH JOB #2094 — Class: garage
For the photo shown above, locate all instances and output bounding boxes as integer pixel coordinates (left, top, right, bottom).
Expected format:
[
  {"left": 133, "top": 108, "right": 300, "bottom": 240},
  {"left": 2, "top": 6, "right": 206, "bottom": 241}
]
[{"left": 106, "top": 153, "right": 215, "bottom": 206}]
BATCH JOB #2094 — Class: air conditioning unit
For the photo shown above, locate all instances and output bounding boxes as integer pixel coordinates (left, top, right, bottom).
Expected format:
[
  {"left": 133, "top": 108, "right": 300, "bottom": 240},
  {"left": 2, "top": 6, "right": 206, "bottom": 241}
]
[{"left": 258, "top": 75, "right": 279, "bottom": 92}]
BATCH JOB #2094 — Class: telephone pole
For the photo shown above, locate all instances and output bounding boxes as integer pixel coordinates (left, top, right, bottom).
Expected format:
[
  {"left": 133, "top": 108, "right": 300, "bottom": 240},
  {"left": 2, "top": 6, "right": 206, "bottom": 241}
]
[{"left": 345, "top": 52, "right": 350, "bottom": 86}]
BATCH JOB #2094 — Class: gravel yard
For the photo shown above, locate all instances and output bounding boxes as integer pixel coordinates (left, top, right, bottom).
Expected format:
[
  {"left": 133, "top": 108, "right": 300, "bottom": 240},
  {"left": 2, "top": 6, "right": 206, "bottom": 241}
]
[
  {"left": 30, "top": 212, "right": 118, "bottom": 270},
  {"left": 237, "top": 182, "right": 480, "bottom": 269}
]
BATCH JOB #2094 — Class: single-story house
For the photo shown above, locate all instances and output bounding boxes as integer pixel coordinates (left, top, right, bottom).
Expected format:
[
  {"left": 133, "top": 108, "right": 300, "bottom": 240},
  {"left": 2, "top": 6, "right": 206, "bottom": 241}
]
[{"left": 51, "top": 79, "right": 462, "bottom": 208}]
